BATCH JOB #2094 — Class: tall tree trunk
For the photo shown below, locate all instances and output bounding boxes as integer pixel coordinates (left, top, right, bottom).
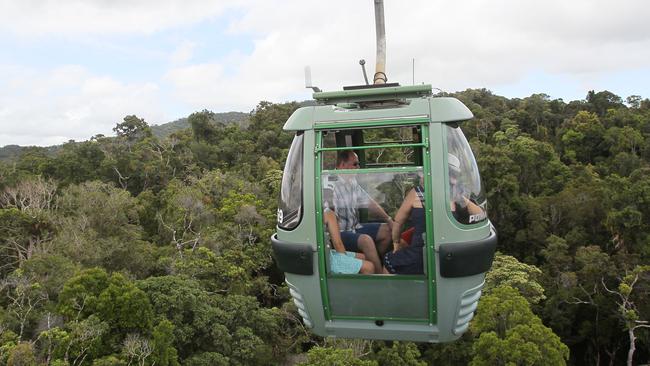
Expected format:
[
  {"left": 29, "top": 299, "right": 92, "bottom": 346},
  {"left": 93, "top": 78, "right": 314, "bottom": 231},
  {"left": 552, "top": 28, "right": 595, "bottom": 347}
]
[{"left": 627, "top": 327, "right": 635, "bottom": 366}]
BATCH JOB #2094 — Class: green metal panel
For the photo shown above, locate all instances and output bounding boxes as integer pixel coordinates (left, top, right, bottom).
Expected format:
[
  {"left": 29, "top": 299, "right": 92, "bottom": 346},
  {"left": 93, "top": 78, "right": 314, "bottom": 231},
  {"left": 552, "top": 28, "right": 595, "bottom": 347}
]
[
  {"left": 322, "top": 166, "right": 423, "bottom": 176},
  {"left": 314, "top": 131, "right": 332, "bottom": 320},
  {"left": 331, "top": 316, "right": 429, "bottom": 323},
  {"left": 282, "top": 96, "right": 474, "bottom": 132},
  {"left": 315, "top": 116, "right": 430, "bottom": 130},
  {"left": 283, "top": 106, "right": 314, "bottom": 131},
  {"left": 317, "top": 142, "right": 426, "bottom": 152},
  {"left": 327, "top": 277, "right": 428, "bottom": 319},
  {"left": 421, "top": 124, "right": 438, "bottom": 325},
  {"left": 429, "top": 98, "right": 474, "bottom": 123},
  {"left": 328, "top": 274, "right": 424, "bottom": 281},
  {"left": 313, "top": 84, "right": 432, "bottom": 104},
  {"left": 314, "top": 99, "right": 431, "bottom": 124}
]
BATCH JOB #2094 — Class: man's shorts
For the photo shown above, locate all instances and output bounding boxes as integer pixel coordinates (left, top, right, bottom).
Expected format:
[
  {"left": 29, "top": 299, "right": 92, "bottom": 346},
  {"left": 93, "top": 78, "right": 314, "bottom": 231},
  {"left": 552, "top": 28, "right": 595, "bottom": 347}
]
[
  {"left": 340, "top": 223, "right": 382, "bottom": 252},
  {"left": 329, "top": 251, "right": 362, "bottom": 274}
]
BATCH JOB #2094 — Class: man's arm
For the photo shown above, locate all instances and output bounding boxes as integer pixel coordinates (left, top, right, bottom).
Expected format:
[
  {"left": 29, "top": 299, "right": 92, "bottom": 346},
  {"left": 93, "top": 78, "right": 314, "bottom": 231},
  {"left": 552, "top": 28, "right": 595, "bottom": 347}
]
[{"left": 368, "top": 198, "right": 393, "bottom": 223}]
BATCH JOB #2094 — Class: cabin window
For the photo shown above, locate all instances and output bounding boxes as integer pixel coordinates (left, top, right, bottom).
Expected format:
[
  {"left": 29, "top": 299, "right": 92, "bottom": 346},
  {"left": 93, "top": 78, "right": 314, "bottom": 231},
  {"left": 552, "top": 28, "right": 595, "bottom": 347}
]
[
  {"left": 277, "top": 132, "right": 304, "bottom": 230},
  {"left": 320, "top": 125, "right": 422, "bottom": 170},
  {"left": 318, "top": 125, "right": 427, "bottom": 276},
  {"left": 445, "top": 124, "right": 487, "bottom": 225}
]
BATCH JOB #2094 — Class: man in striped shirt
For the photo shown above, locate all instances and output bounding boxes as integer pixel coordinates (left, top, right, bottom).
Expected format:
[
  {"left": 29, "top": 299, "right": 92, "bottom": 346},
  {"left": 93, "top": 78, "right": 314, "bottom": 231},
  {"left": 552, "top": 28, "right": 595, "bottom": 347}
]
[{"left": 323, "top": 150, "right": 394, "bottom": 274}]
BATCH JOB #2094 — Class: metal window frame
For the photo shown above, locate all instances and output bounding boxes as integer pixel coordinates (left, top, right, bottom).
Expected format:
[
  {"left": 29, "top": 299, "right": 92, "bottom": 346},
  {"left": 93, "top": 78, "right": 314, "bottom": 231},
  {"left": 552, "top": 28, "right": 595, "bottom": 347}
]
[{"left": 314, "top": 122, "right": 437, "bottom": 324}]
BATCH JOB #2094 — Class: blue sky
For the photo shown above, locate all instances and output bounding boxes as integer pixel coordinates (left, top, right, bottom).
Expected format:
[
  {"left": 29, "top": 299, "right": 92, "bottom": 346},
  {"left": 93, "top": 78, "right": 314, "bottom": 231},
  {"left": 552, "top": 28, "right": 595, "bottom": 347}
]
[{"left": 1, "top": 0, "right": 649, "bottom": 146}]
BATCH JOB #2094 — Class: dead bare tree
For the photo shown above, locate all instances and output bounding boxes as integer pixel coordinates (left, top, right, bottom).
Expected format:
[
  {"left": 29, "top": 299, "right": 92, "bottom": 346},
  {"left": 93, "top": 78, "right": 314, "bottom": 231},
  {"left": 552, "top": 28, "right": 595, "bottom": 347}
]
[
  {"left": 0, "top": 177, "right": 57, "bottom": 268},
  {"left": 2, "top": 274, "right": 48, "bottom": 340},
  {"left": 123, "top": 333, "right": 153, "bottom": 366},
  {"left": 113, "top": 167, "right": 130, "bottom": 190},
  {"left": 157, "top": 212, "right": 201, "bottom": 256},
  {"left": 601, "top": 266, "right": 650, "bottom": 366},
  {"left": 64, "top": 316, "right": 108, "bottom": 366},
  {"left": 0, "top": 176, "right": 57, "bottom": 213}
]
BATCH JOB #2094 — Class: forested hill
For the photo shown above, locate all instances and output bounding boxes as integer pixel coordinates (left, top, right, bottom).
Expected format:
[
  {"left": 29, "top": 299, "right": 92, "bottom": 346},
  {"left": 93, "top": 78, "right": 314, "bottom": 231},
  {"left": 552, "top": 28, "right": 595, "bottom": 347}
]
[
  {"left": 0, "top": 91, "right": 649, "bottom": 365},
  {"left": 150, "top": 111, "right": 249, "bottom": 139},
  {"left": 0, "top": 111, "right": 250, "bottom": 162}
]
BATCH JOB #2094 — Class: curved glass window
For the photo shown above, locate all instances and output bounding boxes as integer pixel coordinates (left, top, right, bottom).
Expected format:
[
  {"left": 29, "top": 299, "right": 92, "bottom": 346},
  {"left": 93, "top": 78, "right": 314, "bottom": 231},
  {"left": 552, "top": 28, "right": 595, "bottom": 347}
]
[
  {"left": 445, "top": 124, "right": 487, "bottom": 225},
  {"left": 278, "top": 133, "right": 304, "bottom": 230}
]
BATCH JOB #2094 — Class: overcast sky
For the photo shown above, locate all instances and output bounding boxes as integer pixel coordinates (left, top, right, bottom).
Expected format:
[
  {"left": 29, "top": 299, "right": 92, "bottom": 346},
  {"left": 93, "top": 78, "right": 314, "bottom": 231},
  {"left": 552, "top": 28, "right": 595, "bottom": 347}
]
[{"left": 1, "top": 0, "right": 649, "bottom": 146}]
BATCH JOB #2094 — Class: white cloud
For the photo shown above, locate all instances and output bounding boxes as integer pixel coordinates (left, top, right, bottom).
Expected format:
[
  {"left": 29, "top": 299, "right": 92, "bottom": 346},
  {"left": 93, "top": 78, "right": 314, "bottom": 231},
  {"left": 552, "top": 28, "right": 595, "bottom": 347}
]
[
  {"left": 0, "top": 65, "right": 165, "bottom": 146},
  {"left": 170, "top": 41, "right": 198, "bottom": 65},
  {"left": 162, "top": 0, "right": 650, "bottom": 113},
  {"left": 0, "top": 0, "right": 239, "bottom": 36}
]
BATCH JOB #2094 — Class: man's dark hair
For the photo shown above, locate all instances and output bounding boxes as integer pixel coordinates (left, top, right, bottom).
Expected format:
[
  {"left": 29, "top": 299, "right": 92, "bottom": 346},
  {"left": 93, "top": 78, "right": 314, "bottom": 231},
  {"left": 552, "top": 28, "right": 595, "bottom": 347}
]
[{"left": 336, "top": 150, "right": 355, "bottom": 167}]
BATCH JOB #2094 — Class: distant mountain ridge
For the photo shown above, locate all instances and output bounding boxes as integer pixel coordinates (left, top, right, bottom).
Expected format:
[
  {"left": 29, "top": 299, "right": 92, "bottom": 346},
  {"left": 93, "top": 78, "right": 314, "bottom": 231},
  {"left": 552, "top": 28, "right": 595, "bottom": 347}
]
[
  {"left": 150, "top": 111, "right": 249, "bottom": 139},
  {"left": 0, "top": 111, "right": 250, "bottom": 161}
]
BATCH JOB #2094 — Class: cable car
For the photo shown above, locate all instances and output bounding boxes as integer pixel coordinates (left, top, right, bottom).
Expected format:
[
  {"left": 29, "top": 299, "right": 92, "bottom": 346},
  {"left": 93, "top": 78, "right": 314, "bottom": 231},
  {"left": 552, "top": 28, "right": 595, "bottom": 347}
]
[{"left": 271, "top": 83, "right": 497, "bottom": 342}]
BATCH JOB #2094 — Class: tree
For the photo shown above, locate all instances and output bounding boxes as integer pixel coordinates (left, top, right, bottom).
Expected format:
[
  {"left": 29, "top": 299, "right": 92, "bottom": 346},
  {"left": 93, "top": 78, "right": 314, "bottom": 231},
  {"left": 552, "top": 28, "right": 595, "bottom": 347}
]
[
  {"left": 150, "top": 319, "right": 179, "bottom": 366},
  {"left": 297, "top": 347, "right": 378, "bottom": 366},
  {"left": 136, "top": 276, "right": 229, "bottom": 359},
  {"left": 372, "top": 342, "right": 426, "bottom": 366},
  {"left": 587, "top": 90, "right": 624, "bottom": 117},
  {"left": 36, "top": 325, "right": 69, "bottom": 366},
  {"left": 57, "top": 268, "right": 154, "bottom": 355},
  {"left": 1, "top": 270, "right": 48, "bottom": 340},
  {"left": 53, "top": 181, "right": 156, "bottom": 277},
  {"left": 188, "top": 110, "right": 221, "bottom": 144},
  {"left": 6, "top": 342, "right": 36, "bottom": 366},
  {"left": 63, "top": 315, "right": 108, "bottom": 366},
  {"left": 0, "top": 177, "right": 57, "bottom": 272},
  {"left": 121, "top": 334, "right": 152, "bottom": 366},
  {"left": 601, "top": 265, "right": 650, "bottom": 366},
  {"left": 484, "top": 253, "right": 545, "bottom": 304},
  {"left": 470, "top": 286, "right": 569, "bottom": 365},
  {"left": 559, "top": 111, "right": 606, "bottom": 164},
  {"left": 113, "top": 115, "right": 152, "bottom": 143},
  {"left": 157, "top": 179, "right": 213, "bottom": 254}
]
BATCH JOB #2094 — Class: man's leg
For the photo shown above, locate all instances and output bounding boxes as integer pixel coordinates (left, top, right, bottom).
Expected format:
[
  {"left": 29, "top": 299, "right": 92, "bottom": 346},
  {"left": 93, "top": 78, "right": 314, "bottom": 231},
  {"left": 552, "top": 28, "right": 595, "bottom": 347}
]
[
  {"left": 356, "top": 223, "right": 391, "bottom": 266},
  {"left": 340, "top": 231, "right": 382, "bottom": 274},
  {"left": 374, "top": 223, "right": 392, "bottom": 258},
  {"left": 356, "top": 234, "right": 382, "bottom": 274}
]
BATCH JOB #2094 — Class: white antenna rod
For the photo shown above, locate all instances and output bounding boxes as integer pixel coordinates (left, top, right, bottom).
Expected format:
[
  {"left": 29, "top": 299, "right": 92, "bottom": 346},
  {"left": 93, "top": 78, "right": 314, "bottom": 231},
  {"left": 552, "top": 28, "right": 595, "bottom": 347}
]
[
  {"left": 373, "top": 0, "right": 387, "bottom": 84},
  {"left": 304, "top": 66, "right": 321, "bottom": 92}
]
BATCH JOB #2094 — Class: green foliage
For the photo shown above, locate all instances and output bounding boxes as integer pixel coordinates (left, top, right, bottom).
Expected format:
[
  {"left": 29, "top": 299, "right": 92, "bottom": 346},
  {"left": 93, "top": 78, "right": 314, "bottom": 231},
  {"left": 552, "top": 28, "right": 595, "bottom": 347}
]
[
  {"left": 471, "top": 286, "right": 569, "bottom": 365},
  {"left": 65, "top": 315, "right": 109, "bottom": 363},
  {"left": 91, "top": 355, "right": 127, "bottom": 366},
  {"left": 21, "top": 254, "right": 77, "bottom": 301},
  {"left": 172, "top": 247, "right": 248, "bottom": 294},
  {"left": 113, "top": 115, "right": 152, "bottom": 141},
  {"left": 183, "top": 352, "right": 229, "bottom": 366},
  {"left": 484, "top": 253, "right": 545, "bottom": 304},
  {"left": 6, "top": 342, "right": 36, "bottom": 366},
  {"left": 136, "top": 274, "right": 284, "bottom": 364},
  {"left": 57, "top": 268, "right": 154, "bottom": 356},
  {"left": 372, "top": 342, "right": 426, "bottom": 366},
  {"left": 298, "top": 347, "right": 378, "bottom": 366},
  {"left": 150, "top": 319, "right": 179, "bottom": 366}
]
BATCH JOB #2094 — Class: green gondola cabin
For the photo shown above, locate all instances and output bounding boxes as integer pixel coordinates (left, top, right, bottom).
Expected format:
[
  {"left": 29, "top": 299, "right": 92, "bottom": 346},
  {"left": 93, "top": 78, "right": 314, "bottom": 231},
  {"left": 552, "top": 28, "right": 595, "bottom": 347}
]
[{"left": 271, "top": 83, "right": 497, "bottom": 342}]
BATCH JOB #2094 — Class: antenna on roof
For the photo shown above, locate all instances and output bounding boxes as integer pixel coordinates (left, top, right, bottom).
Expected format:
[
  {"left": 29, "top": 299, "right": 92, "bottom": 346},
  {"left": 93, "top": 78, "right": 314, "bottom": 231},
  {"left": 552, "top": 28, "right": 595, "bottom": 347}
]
[
  {"left": 305, "top": 66, "right": 321, "bottom": 92},
  {"left": 359, "top": 59, "right": 370, "bottom": 85}
]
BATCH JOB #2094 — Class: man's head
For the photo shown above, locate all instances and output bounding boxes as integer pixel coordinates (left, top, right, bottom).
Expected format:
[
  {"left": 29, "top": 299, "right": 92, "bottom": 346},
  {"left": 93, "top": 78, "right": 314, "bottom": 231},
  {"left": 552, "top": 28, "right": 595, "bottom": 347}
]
[{"left": 337, "top": 150, "right": 360, "bottom": 169}]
